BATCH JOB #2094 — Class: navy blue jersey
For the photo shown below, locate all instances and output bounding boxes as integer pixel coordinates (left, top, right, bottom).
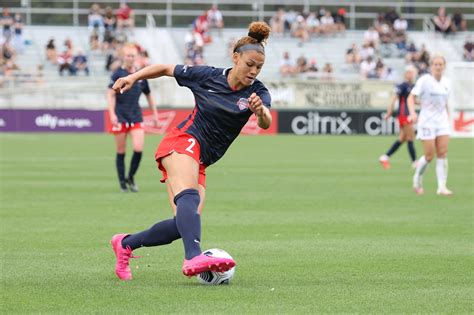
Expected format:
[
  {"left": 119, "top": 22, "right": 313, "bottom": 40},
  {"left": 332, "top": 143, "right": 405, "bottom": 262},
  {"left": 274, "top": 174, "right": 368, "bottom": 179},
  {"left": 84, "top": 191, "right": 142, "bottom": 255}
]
[
  {"left": 173, "top": 64, "right": 271, "bottom": 166},
  {"left": 394, "top": 81, "right": 413, "bottom": 117},
  {"left": 108, "top": 68, "right": 151, "bottom": 123}
]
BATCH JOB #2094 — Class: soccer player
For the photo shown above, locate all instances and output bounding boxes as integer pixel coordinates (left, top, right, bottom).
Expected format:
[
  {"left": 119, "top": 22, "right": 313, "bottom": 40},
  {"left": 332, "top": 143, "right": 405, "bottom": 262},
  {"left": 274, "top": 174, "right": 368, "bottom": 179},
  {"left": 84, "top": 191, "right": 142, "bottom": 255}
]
[
  {"left": 408, "top": 55, "right": 453, "bottom": 196},
  {"left": 107, "top": 44, "right": 158, "bottom": 192},
  {"left": 110, "top": 22, "right": 272, "bottom": 280},
  {"left": 379, "top": 66, "right": 417, "bottom": 169}
]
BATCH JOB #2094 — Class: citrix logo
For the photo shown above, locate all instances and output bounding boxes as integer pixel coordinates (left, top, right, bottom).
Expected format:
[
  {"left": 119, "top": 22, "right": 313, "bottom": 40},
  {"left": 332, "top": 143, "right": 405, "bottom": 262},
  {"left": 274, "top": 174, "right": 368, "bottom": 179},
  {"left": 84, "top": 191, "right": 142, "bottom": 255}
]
[
  {"left": 291, "top": 112, "right": 352, "bottom": 135},
  {"left": 365, "top": 114, "right": 399, "bottom": 135}
]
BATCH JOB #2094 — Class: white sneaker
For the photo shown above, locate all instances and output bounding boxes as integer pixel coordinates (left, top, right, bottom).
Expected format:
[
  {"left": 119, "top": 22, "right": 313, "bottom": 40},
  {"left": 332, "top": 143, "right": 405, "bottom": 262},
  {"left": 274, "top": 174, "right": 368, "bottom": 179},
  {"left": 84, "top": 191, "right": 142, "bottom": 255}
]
[
  {"left": 411, "top": 160, "right": 418, "bottom": 170},
  {"left": 437, "top": 188, "right": 453, "bottom": 196}
]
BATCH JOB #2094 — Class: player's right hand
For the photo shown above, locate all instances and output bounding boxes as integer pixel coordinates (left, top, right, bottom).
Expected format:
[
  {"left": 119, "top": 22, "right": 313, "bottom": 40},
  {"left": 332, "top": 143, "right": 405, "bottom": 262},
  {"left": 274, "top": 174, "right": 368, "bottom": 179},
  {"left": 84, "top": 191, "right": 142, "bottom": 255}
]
[
  {"left": 112, "top": 76, "right": 135, "bottom": 94},
  {"left": 408, "top": 112, "right": 417, "bottom": 123},
  {"left": 383, "top": 111, "right": 392, "bottom": 120},
  {"left": 110, "top": 113, "right": 119, "bottom": 127}
]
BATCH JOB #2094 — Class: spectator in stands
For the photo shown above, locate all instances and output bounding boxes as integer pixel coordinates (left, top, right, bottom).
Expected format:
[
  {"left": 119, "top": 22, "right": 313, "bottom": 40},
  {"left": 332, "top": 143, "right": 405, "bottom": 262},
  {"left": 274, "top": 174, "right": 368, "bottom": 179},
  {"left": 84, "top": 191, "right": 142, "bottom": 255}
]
[
  {"left": 360, "top": 56, "right": 376, "bottom": 78},
  {"left": 360, "top": 42, "right": 375, "bottom": 61},
  {"left": 394, "top": 16, "right": 408, "bottom": 34},
  {"left": 116, "top": 2, "right": 134, "bottom": 34},
  {"left": 451, "top": 10, "right": 467, "bottom": 33},
  {"left": 270, "top": 8, "right": 285, "bottom": 37},
  {"left": 90, "top": 31, "right": 100, "bottom": 51},
  {"left": 292, "top": 15, "right": 309, "bottom": 46},
  {"left": 320, "top": 11, "right": 335, "bottom": 35},
  {"left": 64, "top": 38, "right": 73, "bottom": 55},
  {"left": 194, "top": 12, "right": 212, "bottom": 44},
  {"left": 385, "top": 8, "right": 399, "bottom": 26},
  {"left": 334, "top": 8, "right": 346, "bottom": 34},
  {"left": 207, "top": 5, "right": 224, "bottom": 36},
  {"left": 364, "top": 26, "right": 379, "bottom": 48},
  {"left": 405, "top": 41, "right": 417, "bottom": 63},
  {"left": 433, "top": 7, "right": 451, "bottom": 35},
  {"left": 307, "top": 58, "right": 318, "bottom": 74},
  {"left": 1, "top": 8, "right": 14, "bottom": 39},
  {"left": 105, "top": 39, "right": 122, "bottom": 72},
  {"left": 88, "top": 3, "right": 104, "bottom": 36},
  {"left": 279, "top": 51, "right": 296, "bottom": 77},
  {"left": 322, "top": 62, "right": 334, "bottom": 80},
  {"left": 306, "top": 12, "right": 320, "bottom": 36},
  {"left": 464, "top": 36, "right": 473, "bottom": 62},
  {"left": 45, "top": 38, "right": 57, "bottom": 64},
  {"left": 373, "top": 12, "right": 386, "bottom": 34},
  {"left": 345, "top": 43, "right": 361, "bottom": 65},
  {"left": 374, "top": 58, "right": 387, "bottom": 79},
  {"left": 72, "top": 48, "right": 89, "bottom": 76},
  {"left": 12, "top": 13, "right": 24, "bottom": 54},
  {"left": 103, "top": 6, "right": 117, "bottom": 51},
  {"left": 57, "top": 49, "right": 74, "bottom": 76},
  {"left": 284, "top": 10, "right": 298, "bottom": 35},
  {"left": 296, "top": 53, "right": 308, "bottom": 73}
]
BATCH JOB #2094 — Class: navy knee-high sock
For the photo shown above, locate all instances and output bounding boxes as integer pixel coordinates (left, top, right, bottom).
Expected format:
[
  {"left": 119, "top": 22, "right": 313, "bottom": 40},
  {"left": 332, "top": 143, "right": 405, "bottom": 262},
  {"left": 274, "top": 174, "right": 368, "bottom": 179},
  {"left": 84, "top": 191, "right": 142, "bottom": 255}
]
[
  {"left": 121, "top": 218, "right": 181, "bottom": 250},
  {"left": 116, "top": 153, "right": 126, "bottom": 183},
  {"left": 174, "top": 189, "right": 201, "bottom": 260},
  {"left": 407, "top": 141, "right": 416, "bottom": 162},
  {"left": 386, "top": 140, "right": 402, "bottom": 157},
  {"left": 128, "top": 151, "right": 142, "bottom": 181}
]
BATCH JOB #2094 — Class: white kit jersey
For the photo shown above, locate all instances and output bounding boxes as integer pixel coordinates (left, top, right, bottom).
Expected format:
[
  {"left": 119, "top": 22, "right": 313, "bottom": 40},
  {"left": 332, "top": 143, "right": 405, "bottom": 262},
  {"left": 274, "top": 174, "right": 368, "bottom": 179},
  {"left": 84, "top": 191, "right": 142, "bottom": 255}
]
[{"left": 411, "top": 74, "right": 450, "bottom": 127}]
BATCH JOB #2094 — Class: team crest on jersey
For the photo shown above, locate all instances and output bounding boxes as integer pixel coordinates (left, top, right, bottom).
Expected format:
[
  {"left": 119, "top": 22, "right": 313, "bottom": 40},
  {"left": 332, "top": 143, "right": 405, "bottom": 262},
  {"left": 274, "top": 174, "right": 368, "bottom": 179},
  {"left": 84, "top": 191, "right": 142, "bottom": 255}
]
[{"left": 237, "top": 98, "right": 249, "bottom": 110}]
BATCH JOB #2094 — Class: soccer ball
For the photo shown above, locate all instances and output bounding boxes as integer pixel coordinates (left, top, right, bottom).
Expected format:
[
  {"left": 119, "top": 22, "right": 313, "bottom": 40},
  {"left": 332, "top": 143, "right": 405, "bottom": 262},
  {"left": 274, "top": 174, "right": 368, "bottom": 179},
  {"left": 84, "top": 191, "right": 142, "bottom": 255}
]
[{"left": 197, "top": 249, "right": 236, "bottom": 285}]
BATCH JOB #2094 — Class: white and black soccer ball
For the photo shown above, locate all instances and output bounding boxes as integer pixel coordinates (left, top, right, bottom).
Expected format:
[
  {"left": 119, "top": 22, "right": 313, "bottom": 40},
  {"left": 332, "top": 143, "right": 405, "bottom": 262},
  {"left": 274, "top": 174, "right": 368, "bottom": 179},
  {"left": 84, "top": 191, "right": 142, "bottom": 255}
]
[{"left": 197, "top": 249, "right": 236, "bottom": 285}]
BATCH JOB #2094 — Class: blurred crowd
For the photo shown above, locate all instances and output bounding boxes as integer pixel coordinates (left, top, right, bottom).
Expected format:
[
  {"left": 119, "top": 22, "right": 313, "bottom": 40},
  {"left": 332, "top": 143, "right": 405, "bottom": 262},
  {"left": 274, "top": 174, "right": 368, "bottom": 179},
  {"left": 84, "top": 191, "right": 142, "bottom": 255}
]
[
  {"left": 270, "top": 7, "right": 346, "bottom": 46},
  {"left": 183, "top": 5, "right": 224, "bottom": 66},
  {"left": 44, "top": 2, "right": 150, "bottom": 79}
]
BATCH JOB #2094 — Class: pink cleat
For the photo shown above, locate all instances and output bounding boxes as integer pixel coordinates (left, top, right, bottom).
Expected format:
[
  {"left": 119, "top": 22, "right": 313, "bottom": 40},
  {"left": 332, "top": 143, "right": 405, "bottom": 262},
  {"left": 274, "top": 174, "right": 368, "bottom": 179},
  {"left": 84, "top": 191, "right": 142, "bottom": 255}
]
[
  {"left": 110, "top": 234, "right": 139, "bottom": 281},
  {"left": 379, "top": 155, "right": 391, "bottom": 169},
  {"left": 413, "top": 187, "right": 425, "bottom": 195},
  {"left": 182, "top": 254, "right": 236, "bottom": 277}
]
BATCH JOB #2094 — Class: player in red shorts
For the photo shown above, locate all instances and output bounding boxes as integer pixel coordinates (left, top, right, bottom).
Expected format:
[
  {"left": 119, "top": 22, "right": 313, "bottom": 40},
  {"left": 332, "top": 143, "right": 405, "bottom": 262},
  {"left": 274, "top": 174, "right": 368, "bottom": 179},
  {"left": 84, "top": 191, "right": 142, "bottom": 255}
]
[
  {"left": 379, "top": 66, "right": 417, "bottom": 169},
  {"left": 107, "top": 44, "right": 158, "bottom": 192},
  {"left": 110, "top": 22, "right": 273, "bottom": 280}
]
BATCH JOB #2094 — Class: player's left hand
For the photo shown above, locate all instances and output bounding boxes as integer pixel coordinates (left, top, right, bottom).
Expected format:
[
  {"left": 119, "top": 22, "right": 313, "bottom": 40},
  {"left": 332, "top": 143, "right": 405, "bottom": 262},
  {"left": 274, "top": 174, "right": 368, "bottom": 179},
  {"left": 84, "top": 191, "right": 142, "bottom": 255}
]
[{"left": 248, "top": 93, "right": 265, "bottom": 117}]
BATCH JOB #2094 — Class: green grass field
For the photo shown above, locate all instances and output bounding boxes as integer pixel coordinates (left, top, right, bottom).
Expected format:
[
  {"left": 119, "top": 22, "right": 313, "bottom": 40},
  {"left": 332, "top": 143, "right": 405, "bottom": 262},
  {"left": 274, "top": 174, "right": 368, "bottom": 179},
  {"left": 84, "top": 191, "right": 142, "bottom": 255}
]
[{"left": 1, "top": 133, "right": 473, "bottom": 314}]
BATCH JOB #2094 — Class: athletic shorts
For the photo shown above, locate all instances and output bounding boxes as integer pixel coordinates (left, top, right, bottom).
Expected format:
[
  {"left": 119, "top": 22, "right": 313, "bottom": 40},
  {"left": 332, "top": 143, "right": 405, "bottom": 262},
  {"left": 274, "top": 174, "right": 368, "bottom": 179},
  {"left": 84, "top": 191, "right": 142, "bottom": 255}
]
[
  {"left": 417, "top": 123, "right": 451, "bottom": 140},
  {"left": 110, "top": 122, "right": 144, "bottom": 134},
  {"left": 154, "top": 127, "right": 207, "bottom": 187},
  {"left": 398, "top": 115, "right": 412, "bottom": 127}
]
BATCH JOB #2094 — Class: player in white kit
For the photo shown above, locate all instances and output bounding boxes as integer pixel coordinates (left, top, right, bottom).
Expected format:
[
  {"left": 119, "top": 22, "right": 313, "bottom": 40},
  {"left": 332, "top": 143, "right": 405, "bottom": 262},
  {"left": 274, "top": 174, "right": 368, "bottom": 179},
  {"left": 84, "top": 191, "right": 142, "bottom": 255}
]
[{"left": 407, "top": 55, "right": 453, "bottom": 196}]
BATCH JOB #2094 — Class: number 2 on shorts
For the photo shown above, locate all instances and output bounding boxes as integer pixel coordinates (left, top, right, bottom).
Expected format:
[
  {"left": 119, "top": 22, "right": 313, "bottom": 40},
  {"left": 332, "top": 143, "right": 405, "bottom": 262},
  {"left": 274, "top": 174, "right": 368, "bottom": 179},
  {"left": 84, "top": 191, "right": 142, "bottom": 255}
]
[{"left": 186, "top": 138, "right": 196, "bottom": 154}]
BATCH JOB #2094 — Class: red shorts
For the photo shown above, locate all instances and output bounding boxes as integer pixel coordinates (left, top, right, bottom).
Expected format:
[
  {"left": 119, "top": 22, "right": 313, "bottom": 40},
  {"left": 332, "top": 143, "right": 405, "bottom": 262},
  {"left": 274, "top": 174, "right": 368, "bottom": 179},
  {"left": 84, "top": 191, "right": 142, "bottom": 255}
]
[
  {"left": 398, "top": 115, "right": 412, "bottom": 127},
  {"left": 155, "top": 127, "right": 207, "bottom": 187},
  {"left": 110, "top": 122, "right": 144, "bottom": 134}
]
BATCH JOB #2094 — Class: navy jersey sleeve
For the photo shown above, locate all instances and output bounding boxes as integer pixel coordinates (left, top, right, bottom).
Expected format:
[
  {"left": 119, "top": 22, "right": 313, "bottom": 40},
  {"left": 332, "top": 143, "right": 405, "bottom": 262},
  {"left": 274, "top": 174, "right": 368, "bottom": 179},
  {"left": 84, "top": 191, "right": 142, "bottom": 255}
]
[
  {"left": 255, "top": 82, "right": 272, "bottom": 108},
  {"left": 394, "top": 83, "right": 402, "bottom": 96},
  {"left": 173, "top": 65, "right": 215, "bottom": 88},
  {"left": 108, "top": 71, "right": 121, "bottom": 89},
  {"left": 141, "top": 79, "right": 151, "bottom": 95}
]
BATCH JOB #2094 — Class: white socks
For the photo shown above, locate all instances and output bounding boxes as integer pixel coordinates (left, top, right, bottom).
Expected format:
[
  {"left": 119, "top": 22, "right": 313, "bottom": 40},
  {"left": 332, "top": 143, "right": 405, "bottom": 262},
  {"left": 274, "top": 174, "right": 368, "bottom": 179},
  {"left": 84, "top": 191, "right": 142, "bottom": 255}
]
[
  {"left": 436, "top": 158, "right": 448, "bottom": 191},
  {"left": 413, "top": 155, "right": 429, "bottom": 188}
]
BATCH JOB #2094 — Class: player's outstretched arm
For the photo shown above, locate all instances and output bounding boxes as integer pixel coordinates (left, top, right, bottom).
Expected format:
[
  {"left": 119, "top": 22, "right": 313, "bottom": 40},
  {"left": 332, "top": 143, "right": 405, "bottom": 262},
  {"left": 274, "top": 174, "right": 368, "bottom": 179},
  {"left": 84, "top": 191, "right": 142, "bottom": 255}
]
[{"left": 112, "top": 64, "right": 176, "bottom": 94}]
